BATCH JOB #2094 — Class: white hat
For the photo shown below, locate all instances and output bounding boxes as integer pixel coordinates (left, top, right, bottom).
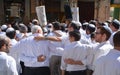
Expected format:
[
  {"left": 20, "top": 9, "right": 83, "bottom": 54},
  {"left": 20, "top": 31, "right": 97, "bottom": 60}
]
[
  {"left": 76, "top": 21, "right": 82, "bottom": 26},
  {"left": 32, "top": 19, "right": 39, "bottom": 23},
  {"left": 1, "top": 25, "right": 7, "bottom": 30},
  {"left": 19, "top": 23, "right": 25, "bottom": 26},
  {"left": 6, "top": 28, "right": 15, "bottom": 32},
  {"left": 83, "top": 22, "right": 89, "bottom": 26},
  {"left": 72, "top": 21, "right": 82, "bottom": 26}
]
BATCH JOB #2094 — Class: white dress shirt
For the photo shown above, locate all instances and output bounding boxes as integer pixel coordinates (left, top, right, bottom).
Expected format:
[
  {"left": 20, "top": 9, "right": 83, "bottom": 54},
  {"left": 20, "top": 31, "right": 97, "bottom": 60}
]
[
  {"left": 109, "top": 31, "right": 117, "bottom": 46},
  {"left": 93, "top": 49, "right": 120, "bottom": 75},
  {"left": 8, "top": 39, "right": 21, "bottom": 74},
  {"left": 92, "top": 41, "right": 113, "bottom": 70},
  {"left": 19, "top": 34, "right": 50, "bottom": 67},
  {"left": 47, "top": 30, "right": 64, "bottom": 56},
  {"left": 61, "top": 41, "right": 91, "bottom": 71},
  {"left": 86, "top": 43, "right": 99, "bottom": 70},
  {"left": 0, "top": 52, "right": 18, "bottom": 75}
]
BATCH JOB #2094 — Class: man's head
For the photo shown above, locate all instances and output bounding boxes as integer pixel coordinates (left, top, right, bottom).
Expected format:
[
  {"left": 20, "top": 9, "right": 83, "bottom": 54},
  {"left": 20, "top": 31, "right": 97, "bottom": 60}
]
[
  {"left": 0, "top": 36, "right": 11, "bottom": 53},
  {"left": 19, "top": 23, "right": 28, "bottom": 33},
  {"left": 6, "top": 28, "right": 16, "bottom": 39},
  {"left": 113, "top": 31, "right": 120, "bottom": 49},
  {"left": 52, "top": 22, "right": 61, "bottom": 30},
  {"left": 95, "top": 26, "right": 112, "bottom": 43},
  {"left": 69, "top": 30, "right": 81, "bottom": 42},
  {"left": 68, "top": 22, "right": 79, "bottom": 32},
  {"left": 86, "top": 24, "right": 96, "bottom": 35},
  {"left": 31, "top": 25, "right": 43, "bottom": 35},
  {"left": 110, "top": 19, "right": 120, "bottom": 32}
]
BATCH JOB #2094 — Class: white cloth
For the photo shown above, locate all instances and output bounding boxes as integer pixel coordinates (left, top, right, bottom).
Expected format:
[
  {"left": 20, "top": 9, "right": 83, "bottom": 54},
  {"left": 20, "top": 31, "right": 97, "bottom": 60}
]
[
  {"left": 61, "top": 41, "right": 92, "bottom": 71},
  {"left": 80, "top": 34, "right": 91, "bottom": 44},
  {"left": 10, "top": 39, "right": 18, "bottom": 46},
  {"left": 109, "top": 31, "right": 117, "bottom": 46},
  {"left": 93, "top": 49, "right": 120, "bottom": 75},
  {"left": 8, "top": 39, "right": 21, "bottom": 74},
  {"left": 16, "top": 33, "right": 31, "bottom": 41},
  {"left": 86, "top": 43, "right": 99, "bottom": 70},
  {"left": 19, "top": 34, "right": 50, "bottom": 67},
  {"left": 0, "top": 52, "right": 18, "bottom": 75},
  {"left": 0, "top": 32, "right": 6, "bottom": 36},
  {"left": 47, "top": 30, "right": 64, "bottom": 56},
  {"left": 92, "top": 41, "right": 113, "bottom": 70},
  {"left": 61, "top": 33, "right": 70, "bottom": 47}
]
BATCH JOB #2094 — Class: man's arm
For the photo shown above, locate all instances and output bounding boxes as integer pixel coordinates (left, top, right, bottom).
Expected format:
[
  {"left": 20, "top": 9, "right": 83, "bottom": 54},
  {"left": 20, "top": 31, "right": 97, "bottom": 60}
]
[
  {"left": 61, "top": 70, "right": 65, "bottom": 75},
  {"left": 7, "top": 57, "right": 18, "bottom": 75},
  {"left": 64, "top": 58, "right": 84, "bottom": 65},
  {"left": 34, "top": 36, "right": 62, "bottom": 42}
]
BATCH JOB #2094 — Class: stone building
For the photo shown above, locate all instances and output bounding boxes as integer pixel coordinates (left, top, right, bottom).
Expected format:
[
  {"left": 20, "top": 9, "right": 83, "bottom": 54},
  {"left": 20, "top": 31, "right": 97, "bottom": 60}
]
[{"left": 0, "top": 0, "right": 111, "bottom": 25}]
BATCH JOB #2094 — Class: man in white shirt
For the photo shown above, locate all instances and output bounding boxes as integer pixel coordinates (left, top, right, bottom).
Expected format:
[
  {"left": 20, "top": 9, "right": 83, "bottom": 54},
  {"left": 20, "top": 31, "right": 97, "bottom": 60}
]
[
  {"left": 47, "top": 22, "right": 64, "bottom": 75},
  {"left": 6, "top": 27, "right": 21, "bottom": 74},
  {"left": 11, "top": 25, "right": 50, "bottom": 75},
  {"left": 61, "top": 30, "right": 87, "bottom": 75},
  {"left": 0, "top": 35, "right": 18, "bottom": 75},
  {"left": 91, "top": 26, "right": 113, "bottom": 74},
  {"left": 93, "top": 31, "right": 120, "bottom": 75},
  {"left": 109, "top": 19, "right": 120, "bottom": 46}
]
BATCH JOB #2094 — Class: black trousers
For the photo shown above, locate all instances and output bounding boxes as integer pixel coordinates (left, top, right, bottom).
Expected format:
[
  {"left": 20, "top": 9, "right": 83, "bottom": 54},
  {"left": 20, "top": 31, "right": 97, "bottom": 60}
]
[
  {"left": 20, "top": 61, "right": 25, "bottom": 75},
  {"left": 24, "top": 66, "right": 50, "bottom": 75},
  {"left": 65, "top": 70, "right": 86, "bottom": 75}
]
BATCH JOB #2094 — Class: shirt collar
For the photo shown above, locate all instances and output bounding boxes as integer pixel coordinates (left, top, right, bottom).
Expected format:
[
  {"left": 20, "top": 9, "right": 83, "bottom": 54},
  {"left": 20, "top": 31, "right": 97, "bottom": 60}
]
[
  {"left": 111, "top": 49, "right": 120, "bottom": 55},
  {"left": 0, "top": 52, "right": 7, "bottom": 55}
]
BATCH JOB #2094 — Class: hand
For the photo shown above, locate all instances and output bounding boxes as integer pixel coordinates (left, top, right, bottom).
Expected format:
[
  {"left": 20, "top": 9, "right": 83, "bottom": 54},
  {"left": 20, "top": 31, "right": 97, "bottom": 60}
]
[
  {"left": 64, "top": 58, "right": 84, "bottom": 65},
  {"left": 64, "top": 58, "right": 74, "bottom": 65},
  {"left": 37, "top": 55, "right": 46, "bottom": 62},
  {"left": 54, "top": 31, "right": 62, "bottom": 37},
  {"left": 34, "top": 36, "right": 44, "bottom": 41}
]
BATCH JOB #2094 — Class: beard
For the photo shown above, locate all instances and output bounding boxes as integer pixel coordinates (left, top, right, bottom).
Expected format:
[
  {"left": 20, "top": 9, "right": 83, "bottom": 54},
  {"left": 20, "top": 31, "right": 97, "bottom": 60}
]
[{"left": 5, "top": 47, "right": 10, "bottom": 53}]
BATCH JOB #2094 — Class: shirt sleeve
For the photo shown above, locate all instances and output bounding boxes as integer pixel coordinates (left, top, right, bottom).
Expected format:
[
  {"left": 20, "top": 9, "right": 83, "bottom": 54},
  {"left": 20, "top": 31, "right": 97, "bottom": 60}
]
[
  {"left": 7, "top": 57, "right": 18, "bottom": 75},
  {"left": 60, "top": 51, "right": 67, "bottom": 70}
]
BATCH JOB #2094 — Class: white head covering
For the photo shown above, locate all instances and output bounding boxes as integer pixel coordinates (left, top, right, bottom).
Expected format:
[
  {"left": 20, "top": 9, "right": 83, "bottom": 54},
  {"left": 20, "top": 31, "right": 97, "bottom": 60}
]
[
  {"left": 1, "top": 25, "right": 7, "bottom": 30},
  {"left": 6, "top": 28, "right": 15, "bottom": 32}
]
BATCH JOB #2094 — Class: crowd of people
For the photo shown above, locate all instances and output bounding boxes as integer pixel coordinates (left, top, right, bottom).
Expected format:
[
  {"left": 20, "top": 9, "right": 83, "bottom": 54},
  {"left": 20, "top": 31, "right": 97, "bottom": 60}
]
[{"left": 0, "top": 18, "right": 120, "bottom": 75}]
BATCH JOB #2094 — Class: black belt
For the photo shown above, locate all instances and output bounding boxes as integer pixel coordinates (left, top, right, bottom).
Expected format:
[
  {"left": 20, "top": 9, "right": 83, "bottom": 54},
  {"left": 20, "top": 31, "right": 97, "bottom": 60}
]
[
  {"left": 25, "top": 66, "right": 49, "bottom": 69},
  {"left": 66, "top": 70, "right": 86, "bottom": 73}
]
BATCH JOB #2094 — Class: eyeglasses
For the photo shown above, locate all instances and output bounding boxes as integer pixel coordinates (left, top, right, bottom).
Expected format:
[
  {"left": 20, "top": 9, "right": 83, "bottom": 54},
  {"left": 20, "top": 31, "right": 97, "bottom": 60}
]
[{"left": 95, "top": 32, "right": 101, "bottom": 34}]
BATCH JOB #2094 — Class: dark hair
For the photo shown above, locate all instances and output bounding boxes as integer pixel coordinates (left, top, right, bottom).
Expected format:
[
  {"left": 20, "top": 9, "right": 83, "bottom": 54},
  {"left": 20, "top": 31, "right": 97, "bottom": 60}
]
[
  {"left": 113, "top": 31, "right": 120, "bottom": 47},
  {"left": 112, "top": 22, "right": 120, "bottom": 29},
  {"left": 111, "top": 19, "right": 120, "bottom": 29},
  {"left": 97, "top": 26, "right": 111, "bottom": 40},
  {"left": 91, "top": 32, "right": 95, "bottom": 39},
  {"left": 0, "top": 38, "right": 8, "bottom": 49},
  {"left": 19, "top": 25, "right": 28, "bottom": 33},
  {"left": 69, "top": 22, "right": 79, "bottom": 30},
  {"left": 86, "top": 24, "right": 96, "bottom": 34},
  {"left": 89, "top": 20, "right": 97, "bottom": 26},
  {"left": 6, "top": 31, "right": 16, "bottom": 39},
  {"left": 69, "top": 30, "right": 81, "bottom": 41},
  {"left": 60, "top": 23, "right": 66, "bottom": 32},
  {"left": 52, "top": 22, "right": 61, "bottom": 30}
]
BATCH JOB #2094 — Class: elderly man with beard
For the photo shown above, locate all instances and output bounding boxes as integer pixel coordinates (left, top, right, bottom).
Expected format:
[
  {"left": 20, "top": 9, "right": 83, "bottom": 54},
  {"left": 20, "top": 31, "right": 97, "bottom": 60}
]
[{"left": 0, "top": 35, "right": 18, "bottom": 75}]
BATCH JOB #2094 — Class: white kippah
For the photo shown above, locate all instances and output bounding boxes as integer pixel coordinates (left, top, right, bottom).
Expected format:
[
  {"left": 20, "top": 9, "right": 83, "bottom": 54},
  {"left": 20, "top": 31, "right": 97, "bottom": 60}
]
[
  {"left": 89, "top": 24, "right": 95, "bottom": 28},
  {"left": 83, "top": 22, "right": 89, "bottom": 26},
  {"left": 72, "top": 21, "right": 82, "bottom": 26},
  {"left": 1, "top": 25, "right": 7, "bottom": 30},
  {"left": 113, "top": 19, "right": 120, "bottom": 26},
  {"left": 32, "top": 19, "right": 39, "bottom": 23},
  {"left": 6, "top": 28, "right": 15, "bottom": 32}
]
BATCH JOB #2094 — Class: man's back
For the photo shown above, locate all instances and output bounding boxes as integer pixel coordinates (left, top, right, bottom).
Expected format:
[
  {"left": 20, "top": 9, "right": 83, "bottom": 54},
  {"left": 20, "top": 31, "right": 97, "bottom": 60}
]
[{"left": 0, "top": 52, "right": 18, "bottom": 75}]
